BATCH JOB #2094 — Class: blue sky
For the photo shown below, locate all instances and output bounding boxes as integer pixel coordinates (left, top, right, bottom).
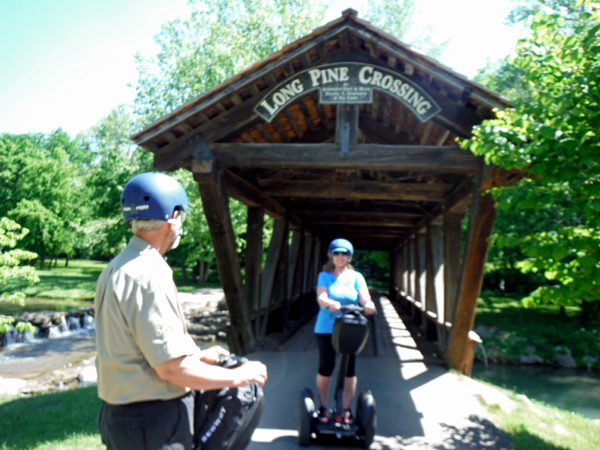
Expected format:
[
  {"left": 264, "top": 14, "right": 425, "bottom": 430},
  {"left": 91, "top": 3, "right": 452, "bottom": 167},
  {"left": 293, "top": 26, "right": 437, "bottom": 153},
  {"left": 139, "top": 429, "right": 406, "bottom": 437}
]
[{"left": 0, "top": 0, "right": 525, "bottom": 137}]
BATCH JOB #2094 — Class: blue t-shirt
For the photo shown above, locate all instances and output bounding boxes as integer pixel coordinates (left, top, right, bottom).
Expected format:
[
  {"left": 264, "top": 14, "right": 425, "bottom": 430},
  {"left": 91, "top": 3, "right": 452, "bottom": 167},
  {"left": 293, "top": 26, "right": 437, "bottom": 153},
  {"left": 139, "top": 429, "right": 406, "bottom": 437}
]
[{"left": 314, "top": 270, "right": 367, "bottom": 334}]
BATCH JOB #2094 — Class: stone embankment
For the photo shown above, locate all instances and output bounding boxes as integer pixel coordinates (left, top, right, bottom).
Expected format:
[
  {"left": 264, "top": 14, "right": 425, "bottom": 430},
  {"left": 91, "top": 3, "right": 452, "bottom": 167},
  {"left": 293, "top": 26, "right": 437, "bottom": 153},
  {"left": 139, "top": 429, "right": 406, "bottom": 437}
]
[
  {"left": 474, "top": 325, "right": 597, "bottom": 370},
  {"left": 0, "top": 288, "right": 230, "bottom": 396}
]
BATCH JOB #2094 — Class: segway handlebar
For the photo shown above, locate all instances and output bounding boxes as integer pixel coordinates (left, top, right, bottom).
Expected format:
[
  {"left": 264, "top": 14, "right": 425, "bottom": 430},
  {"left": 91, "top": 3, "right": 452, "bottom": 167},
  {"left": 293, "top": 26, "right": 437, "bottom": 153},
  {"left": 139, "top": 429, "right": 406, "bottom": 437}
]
[
  {"left": 216, "top": 354, "right": 248, "bottom": 369},
  {"left": 338, "top": 304, "right": 365, "bottom": 313}
]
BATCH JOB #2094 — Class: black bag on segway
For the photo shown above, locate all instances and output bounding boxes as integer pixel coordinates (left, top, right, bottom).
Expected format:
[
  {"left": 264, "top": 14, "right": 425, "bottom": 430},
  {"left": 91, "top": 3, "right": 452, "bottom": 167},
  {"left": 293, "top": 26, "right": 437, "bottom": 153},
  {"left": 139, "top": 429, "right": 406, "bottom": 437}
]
[{"left": 194, "top": 357, "right": 265, "bottom": 450}]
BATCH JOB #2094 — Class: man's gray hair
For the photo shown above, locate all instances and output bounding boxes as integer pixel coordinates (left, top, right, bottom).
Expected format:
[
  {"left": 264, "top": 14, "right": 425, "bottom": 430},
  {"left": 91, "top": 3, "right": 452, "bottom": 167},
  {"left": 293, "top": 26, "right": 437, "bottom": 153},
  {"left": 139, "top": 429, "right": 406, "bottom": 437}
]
[{"left": 131, "top": 219, "right": 167, "bottom": 233}]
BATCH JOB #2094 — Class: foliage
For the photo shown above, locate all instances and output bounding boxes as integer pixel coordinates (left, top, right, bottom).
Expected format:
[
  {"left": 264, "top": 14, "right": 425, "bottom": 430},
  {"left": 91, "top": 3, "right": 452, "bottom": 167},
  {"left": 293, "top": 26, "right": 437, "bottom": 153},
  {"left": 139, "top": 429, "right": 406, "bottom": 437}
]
[
  {"left": 0, "top": 132, "right": 90, "bottom": 266},
  {"left": 352, "top": 250, "right": 389, "bottom": 285},
  {"left": 475, "top": 293, "right": 600, "bottom": 367},
  {"left": 464, "top": 1, "right": 600, "bottom": 317},
  {"left": 363, "top": 0, "right": 448, "bottom": 59},
  {"left": 81, "top": 105, "right": 153, "bottom": 259},
  {"left": 132, "top": 0, "right": 328, "bottom": 125},
  {"left": 0, "top": 217, "right": 39, "bottom": 334}
]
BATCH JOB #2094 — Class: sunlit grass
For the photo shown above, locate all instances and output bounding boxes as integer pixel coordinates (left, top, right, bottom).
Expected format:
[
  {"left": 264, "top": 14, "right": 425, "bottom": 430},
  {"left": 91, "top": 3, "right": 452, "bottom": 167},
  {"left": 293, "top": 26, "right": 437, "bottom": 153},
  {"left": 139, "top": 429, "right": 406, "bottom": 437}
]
[
  {"left": 478, "top": 385, "right": 600, "bottom": 450},
  {"left": 0, "top": 386, "right": 103, "bottom": 450}
]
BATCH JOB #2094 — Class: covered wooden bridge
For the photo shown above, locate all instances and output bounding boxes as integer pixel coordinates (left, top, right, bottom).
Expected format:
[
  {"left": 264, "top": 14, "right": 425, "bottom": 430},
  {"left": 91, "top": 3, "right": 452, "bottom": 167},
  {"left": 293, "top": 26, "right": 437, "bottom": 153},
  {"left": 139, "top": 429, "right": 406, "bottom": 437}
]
[{"left": 131, "top": 9, "right": 521, "bottom": 375}]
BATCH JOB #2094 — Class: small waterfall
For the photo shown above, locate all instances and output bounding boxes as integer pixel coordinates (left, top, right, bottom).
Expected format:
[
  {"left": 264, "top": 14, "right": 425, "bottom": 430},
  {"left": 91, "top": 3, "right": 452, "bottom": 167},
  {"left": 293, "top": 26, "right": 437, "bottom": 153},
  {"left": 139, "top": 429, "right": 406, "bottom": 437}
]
[
  {"left": 67, "top": 316, "right": 81, "bottom": 331},
  {"left": 1, "top": 308, "right": 95, "bottom": 348},
  {"left": 1, "top": 326, "right": 17, "bottom": 347},
  {"left": 82, "top": 314, "right": 95, "bottom": 330},
  {"left": 58, "top": 316, "right": 68, "bottom": 333}
]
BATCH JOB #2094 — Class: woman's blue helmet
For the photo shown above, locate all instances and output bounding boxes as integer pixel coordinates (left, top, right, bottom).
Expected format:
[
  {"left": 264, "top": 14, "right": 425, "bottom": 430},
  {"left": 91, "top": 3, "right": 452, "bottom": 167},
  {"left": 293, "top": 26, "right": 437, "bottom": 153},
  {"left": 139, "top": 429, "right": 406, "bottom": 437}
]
[
  {"left": 328, "top": 238, "right": 354, "bottom": 256},
  {"left": 121, "top": 172, "right": 189, "bottom": 226}
]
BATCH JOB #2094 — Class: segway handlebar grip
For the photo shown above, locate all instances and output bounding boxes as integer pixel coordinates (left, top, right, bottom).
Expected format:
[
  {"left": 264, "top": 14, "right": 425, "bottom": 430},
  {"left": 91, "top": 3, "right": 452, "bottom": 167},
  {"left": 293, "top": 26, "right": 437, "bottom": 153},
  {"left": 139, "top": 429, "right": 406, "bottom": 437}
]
[{"left": 216, "top": 354, "right": 249, "bottom": 369}]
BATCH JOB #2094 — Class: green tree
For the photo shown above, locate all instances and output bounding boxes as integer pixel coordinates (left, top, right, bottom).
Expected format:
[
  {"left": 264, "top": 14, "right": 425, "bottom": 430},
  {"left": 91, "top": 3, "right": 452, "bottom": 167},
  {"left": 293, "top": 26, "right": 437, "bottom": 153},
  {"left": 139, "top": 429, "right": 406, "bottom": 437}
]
[
  {"left": 82, "top": 105, "right": 153, "bottom": 259},
  {"left": 364, "top": 0, "right": 448, "bottom": 59},
  {"left": 0, "top": 217, "right": 39, "bottom": 333},
  {"left": 464, "top": 0, "right": 600, "bottom": 323},
  {"left": 133, "top": 0, "right": 328, "bottom": 124},
  {"left": 0, "top": 133, "right": 89, "bottom": 268}
]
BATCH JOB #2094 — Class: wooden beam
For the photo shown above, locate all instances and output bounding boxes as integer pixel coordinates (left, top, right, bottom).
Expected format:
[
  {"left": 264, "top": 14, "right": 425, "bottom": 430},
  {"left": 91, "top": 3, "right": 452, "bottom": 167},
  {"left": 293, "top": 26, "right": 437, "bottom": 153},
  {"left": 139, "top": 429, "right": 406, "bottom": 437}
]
[
  {"left": 209, "top": 143, "right": 483, "bottom": 173},
  {"left": 417, "top": 232, "right": 427, "bottom": 312},
  {"left": 415, "top": 177, "right": 475, "bottom": 233},
  {"left": 219, "top": 168, "right": 308, "bottom": 232},
  {"left": 259, "top": 218, "right": 288, "bottom": 338},
  {"left": 448, "top": 187, "right": 497, "bottom": 375},
  {"left": 287, "top": 200, "right": 424, "bottom": 216},
  {"left": 258, "top": 179, "right": 453, "bottom": 201},
  {"left": 299, "top": 210, "right": 421, "bottom": 223},
  {"left": 245, "top": 206, "right": 264, "bottom": 338},
  {"left": 426, "top": 225, "right": 445, "bottom": 323},
  {"left": 194, "top": 169, "right": 254, "bottom": 354},
  {"left": 288, "top": 228, "right": 305, "bottom": 298}
]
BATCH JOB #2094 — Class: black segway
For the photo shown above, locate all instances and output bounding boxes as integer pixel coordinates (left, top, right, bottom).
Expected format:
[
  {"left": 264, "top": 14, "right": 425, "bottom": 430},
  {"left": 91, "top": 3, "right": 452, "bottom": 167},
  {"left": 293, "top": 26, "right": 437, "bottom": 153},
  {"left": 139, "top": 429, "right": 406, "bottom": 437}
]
[{"left": 299, "top": 305, "right": 377, "bottom": 448}]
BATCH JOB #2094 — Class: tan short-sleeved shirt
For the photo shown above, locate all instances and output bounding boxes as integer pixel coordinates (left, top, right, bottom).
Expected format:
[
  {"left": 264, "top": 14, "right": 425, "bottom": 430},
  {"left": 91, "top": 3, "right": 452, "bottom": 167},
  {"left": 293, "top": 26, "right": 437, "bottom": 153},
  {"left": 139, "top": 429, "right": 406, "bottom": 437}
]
[{"left": 95, "top": 236, "right": 199, "bottom": 405}]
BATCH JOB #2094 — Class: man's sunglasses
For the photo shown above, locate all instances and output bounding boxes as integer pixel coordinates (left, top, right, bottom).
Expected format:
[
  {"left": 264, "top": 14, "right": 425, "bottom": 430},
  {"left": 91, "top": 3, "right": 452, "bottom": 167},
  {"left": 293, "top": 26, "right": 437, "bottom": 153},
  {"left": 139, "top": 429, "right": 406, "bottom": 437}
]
[{"left": 332, "top": 251, "right": 349, "bottom": 256}]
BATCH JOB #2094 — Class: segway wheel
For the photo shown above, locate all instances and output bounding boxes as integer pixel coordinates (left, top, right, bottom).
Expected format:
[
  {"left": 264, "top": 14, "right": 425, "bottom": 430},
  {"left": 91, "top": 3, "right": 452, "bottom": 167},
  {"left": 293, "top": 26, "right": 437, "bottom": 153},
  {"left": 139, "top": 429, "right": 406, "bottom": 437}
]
[
  {"left": 356, "top": 390, "right": 376, "bottom": 448},
  {"left": 298, "top": 388, "right": 315, "bottom": 446}
]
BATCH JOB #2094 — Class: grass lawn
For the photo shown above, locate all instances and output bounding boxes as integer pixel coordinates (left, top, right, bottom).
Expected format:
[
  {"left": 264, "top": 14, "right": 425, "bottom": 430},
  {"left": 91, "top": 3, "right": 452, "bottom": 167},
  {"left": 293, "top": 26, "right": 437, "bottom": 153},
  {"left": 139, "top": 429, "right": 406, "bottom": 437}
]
[
  {"left": 0, "top": 259, "right": 221, "bottom": 316},
  {"left": 2, "top": 260, "right": 105, "bottom": 302},
  {"left": 0, "top": 386, "right": 103, "bottom": 450}
]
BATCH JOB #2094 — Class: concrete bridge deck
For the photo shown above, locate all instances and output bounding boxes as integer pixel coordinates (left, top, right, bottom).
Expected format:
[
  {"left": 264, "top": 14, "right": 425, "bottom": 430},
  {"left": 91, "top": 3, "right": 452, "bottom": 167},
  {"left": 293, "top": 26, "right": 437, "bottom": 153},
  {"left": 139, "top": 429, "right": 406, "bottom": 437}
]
[{"left": 246, "top": 292, "right": 514, "bottom": 450}]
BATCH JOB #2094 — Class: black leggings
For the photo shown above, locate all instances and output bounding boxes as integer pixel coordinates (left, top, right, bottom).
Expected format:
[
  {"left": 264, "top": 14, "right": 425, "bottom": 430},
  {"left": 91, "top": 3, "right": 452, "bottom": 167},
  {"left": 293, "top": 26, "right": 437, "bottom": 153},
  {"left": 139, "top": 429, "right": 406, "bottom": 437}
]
[{"left": 315, "top": 333, "right": 356, "bottom": 377}]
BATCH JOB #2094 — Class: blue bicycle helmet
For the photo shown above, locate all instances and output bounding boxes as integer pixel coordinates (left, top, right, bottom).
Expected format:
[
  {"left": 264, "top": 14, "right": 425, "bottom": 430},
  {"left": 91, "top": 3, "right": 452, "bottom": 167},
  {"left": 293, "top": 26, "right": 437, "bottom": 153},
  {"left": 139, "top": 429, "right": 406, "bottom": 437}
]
[
  {"left": 328, "top": 238, "right": 354, "bottom": 256},
  {"left": 121, "top": 172, "right": 189, "bottom": 226}
]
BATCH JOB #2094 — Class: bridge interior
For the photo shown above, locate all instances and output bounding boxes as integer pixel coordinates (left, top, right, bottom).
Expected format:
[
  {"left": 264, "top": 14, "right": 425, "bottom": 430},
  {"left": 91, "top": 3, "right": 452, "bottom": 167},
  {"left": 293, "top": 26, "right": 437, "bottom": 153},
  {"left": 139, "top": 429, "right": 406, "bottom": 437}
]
[
  {"left": 245, "top": 290, "right": 514, "bottom": 449},
  {"left": 131, "top": 9, "right": 522, "bottom": 374}
]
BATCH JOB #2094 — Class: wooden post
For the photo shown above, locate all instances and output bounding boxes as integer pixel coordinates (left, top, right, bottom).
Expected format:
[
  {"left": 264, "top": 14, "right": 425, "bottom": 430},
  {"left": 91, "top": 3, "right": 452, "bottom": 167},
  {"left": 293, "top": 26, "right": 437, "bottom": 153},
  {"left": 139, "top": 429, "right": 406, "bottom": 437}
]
[
  {"left": 245, "top": 206, "right": 264, "bottom": 338},
  {"left": 448, "top": 188, "right": 497, "bottom": 375},
  {"left": 388, "top": 250, "right": 397, "bottom": 302},
  {"left": 194, "top": 167, "right": 254, "bottom": 354},
  {"left": 303, "top": 233, "right": 314, "bottom": 292},
  {"left": 259, "top": 218, "right": 288, "bottom": 338},
  {"left": 444, "top": 213, "right": 464, "bottom": 324},
  {"left": 288, "top": 228, "right": 304, "bottom": 299},
  {"left": 426, "top": 225, "right": 445, "bottom": 341}
]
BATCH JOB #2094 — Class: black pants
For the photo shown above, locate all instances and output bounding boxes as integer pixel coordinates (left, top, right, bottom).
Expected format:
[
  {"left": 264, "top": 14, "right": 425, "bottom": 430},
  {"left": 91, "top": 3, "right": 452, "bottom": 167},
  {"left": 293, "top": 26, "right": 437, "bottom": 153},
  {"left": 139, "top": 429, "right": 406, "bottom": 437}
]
[
  {"left": 315, "top": 333, "right": 356, "bottom": 377},
  {"left": 98, "top": 391, "right": 200, "bottom": 450}
]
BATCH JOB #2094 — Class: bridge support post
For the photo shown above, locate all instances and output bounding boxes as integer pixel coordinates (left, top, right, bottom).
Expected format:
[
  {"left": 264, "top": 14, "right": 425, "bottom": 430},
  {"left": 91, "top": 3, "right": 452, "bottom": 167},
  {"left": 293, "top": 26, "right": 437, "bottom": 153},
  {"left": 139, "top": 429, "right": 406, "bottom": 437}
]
[
  {"left": 448, "top": 184, "right": 497, "bottom": 375},
  {"left": 193, "top": 165, "right": 255, "bottom": 355},
  {"left": 246, "top": 206, "right": 264, "bottom": 338}
]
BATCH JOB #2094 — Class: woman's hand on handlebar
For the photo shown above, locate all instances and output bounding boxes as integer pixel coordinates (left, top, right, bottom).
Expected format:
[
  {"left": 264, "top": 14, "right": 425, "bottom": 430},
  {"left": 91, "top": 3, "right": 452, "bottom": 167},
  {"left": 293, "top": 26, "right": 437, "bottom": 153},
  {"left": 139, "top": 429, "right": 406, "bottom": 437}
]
[
  {"left": 328, "top": 300, "right": 341, "bottom": 312},
  {"left": 363, "top": 302, "right": 377, "bottom": 316}
]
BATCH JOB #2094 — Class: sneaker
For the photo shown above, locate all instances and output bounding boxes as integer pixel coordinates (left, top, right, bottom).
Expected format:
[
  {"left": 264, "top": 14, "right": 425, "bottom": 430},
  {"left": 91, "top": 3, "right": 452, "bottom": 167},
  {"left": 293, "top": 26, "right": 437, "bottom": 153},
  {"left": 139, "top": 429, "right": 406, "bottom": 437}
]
[
  {"left": 317, "top": 407, "right": 329, "bottom": 423},
  {"left": 343, "top": 409, "right": 354, "bottom": 424}
]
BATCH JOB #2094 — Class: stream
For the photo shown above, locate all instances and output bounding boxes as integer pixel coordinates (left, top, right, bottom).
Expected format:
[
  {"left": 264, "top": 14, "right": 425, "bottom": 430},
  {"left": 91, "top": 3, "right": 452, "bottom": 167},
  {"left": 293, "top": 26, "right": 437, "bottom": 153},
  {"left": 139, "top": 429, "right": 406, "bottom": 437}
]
[{"left": 472, "top": 362, "right": 600, "bottom": 421}]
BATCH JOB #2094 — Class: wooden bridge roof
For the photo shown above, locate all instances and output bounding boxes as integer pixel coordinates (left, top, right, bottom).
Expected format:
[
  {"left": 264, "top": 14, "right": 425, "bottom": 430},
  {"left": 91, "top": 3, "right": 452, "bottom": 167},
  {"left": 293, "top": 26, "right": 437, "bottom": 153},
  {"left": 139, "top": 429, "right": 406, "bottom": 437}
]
[{"left": 132, "top": 9, "right": 520, "bottom": 251}]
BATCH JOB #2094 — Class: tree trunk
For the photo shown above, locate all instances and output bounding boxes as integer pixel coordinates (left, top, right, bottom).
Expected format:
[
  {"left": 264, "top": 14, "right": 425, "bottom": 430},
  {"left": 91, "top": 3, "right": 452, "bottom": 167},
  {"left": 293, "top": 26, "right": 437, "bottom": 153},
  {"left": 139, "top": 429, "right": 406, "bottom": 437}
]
[
  {"left": 580, "top": 300, "right": 600, "bottom": 327},
  {"left": 39, "top": 256, "right": 45, "bottom": 270},
  {"left": 199, "top": 260, "right": 210, "bottom": 284},
  {"left": 180, "top": 262, "right": 188, "bottom": 284},
  {"left": 65, "top": 254, "right": 69, "bottom": 267},
  {"left": 192, "top": 262, "right": 199, "bottom": 284}
]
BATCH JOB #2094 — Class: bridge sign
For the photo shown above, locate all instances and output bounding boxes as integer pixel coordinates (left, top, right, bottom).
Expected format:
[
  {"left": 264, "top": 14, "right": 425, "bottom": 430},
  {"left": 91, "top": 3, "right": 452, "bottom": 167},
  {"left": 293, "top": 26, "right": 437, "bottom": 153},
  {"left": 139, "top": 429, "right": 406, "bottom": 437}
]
[{"left": 254, "top": 62, "right": 441, "bottom": 123}]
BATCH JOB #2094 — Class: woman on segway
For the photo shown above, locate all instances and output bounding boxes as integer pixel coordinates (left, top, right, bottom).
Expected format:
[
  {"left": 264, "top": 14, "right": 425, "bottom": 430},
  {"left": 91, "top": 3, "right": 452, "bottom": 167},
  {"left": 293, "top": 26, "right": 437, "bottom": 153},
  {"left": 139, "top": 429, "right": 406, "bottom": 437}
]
[{"left": 314, "top": 238, "right": 376, "bottom": 425}]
